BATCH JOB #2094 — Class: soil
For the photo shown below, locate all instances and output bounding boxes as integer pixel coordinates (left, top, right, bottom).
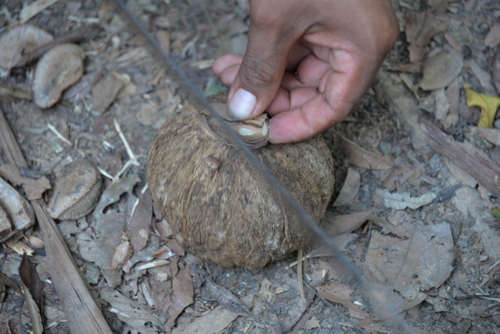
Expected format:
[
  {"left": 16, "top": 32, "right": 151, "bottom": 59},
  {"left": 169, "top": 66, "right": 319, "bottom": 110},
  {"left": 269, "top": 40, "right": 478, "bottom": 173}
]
[{"left": 0, "top": 0, "right": 499, "bottom": 333}]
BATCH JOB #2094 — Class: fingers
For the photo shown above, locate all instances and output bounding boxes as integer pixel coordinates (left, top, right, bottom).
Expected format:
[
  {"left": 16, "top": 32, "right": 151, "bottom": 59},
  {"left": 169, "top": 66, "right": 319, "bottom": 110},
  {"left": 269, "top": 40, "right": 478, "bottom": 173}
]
[
  {"left": 268, "top": 92, "right": 354, "bottom": 144},
  {"left": 225, "top": 1, "right": 304, "bottom": 120}
]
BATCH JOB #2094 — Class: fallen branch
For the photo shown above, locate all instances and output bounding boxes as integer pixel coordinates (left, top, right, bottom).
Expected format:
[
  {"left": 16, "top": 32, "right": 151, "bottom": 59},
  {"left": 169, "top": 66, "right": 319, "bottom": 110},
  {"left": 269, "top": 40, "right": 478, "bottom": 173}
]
[{"left": 421, "top": 120, "right": 500, "bottom": 197}]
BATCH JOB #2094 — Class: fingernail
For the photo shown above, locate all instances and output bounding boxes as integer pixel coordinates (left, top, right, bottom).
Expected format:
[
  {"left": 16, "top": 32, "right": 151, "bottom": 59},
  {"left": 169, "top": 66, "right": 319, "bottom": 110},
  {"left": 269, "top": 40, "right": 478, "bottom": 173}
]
[{"left": 228, "top": 88, "right": 256, "bottom": 119}]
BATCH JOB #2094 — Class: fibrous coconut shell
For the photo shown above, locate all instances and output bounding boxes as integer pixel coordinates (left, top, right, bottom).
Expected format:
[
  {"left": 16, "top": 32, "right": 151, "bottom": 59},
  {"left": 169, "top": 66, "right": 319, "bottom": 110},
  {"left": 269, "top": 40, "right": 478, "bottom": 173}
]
[
  {"left": 33, "top": 43, "right": 85, "bottom": 108},
  {"left": 0, "top": 24, "right": 53, "bottom": 75},
  {"left": 147, "top": 92, "right": 334, "bottom": 269}
]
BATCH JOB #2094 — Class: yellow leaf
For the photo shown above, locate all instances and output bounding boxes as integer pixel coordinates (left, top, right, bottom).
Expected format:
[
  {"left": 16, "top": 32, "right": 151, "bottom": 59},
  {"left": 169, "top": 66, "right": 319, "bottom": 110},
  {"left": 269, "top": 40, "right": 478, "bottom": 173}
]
[{"left": 463, "top": 85, "right": 500, "bottom": 128}]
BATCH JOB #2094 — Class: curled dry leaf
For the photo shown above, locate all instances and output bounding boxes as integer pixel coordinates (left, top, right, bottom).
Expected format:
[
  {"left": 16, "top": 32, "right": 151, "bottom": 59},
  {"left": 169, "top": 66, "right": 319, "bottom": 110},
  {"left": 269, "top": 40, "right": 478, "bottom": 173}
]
[
  {"left": 0, "top": 24, "right": 53, "bottom": 75},
  {"left": 419, "top": 49, "right": 463, "bottom": 91},
  {"left": 0, "top": 176, "right": 35, "bottom": 231},
  {"left": 333, "top": 167, "right": 360, "bottom": 207},
  {"left": 0, "top": 205, "right": 12, "bottom": 238},
  {"left": 47, "top": 159, "right": 102, "bottom": 220},
  {"left": 33, "top": 43, "right": 85, "bottom": 108},
  {"left": 334, "top": 132, "right": 394, "bottom": 170},
  {"left": 147, "top": 92, "right": 335, "bottom": 269},
  {"left": 405, "top": 12, "right": 449, "bottom": 63}
]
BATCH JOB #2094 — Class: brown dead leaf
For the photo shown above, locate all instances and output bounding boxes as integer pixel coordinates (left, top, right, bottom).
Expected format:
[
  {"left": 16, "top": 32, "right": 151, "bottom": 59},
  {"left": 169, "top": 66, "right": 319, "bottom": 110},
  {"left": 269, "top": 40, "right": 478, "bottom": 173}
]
[
  {"left": 129, "top": 191, "right": 152, "bottom": 252},
  {"left": 172, "top": 307, "right": 237, "bottom": 334},
  {"left": 91, "top": 174, "right": 140, "bottom": 287},
  {"left": 166, "top": 265, "right": 194, "bottom": 330},
  {"left": 317, "top": 284, "right": 369, "bottom": 319},
  {"left": 485, "top": 23, "right": 500, "bottom": 48},
  {"left": 322, "top": 210, "right": 371, "bottom": 236},
  {"left": 492, "top": 50, "right": 500, "bottom": 95},
  {"left": 62, "top": 72, "right": 102, "bottom": 102},
  {"left": 136, "top": 103, "right": 158, "bottom": 126},
  {"left": 156, "top": 30, "right": 170, "bottom": 55},
  {"left": 333, "top": 167, "right": 360, "bottom": 207},
  {"left": 110, "top": 238, "right": 133, "bottom": 269},
  {"left": 91, "top": 74, "right": 124, "bottom": 113},
  {"left": 0, "top": 164, "right": 50, "bottom": 200},
  {"left": 443, "top": 78, "right": 460, "bottom": 129},
  {"left": 419, "top": 49, "right": 463, "bottom": 91},
  {"left": 475, "top": 127, "right": 500, "bottom": 146},
  {"left": 405, "top": 12, "right": 449, "bottom": 63},
  {"left": 444, "top": 158, "right": 477, "bottom": 188},
  {"left": 382, "top": 165, "right": 421, "bottom": 192},
  {"left": 113, "top": 72, "right": 136, "bottom": 98},
  {"left": 101, "top": 288, "right": 165, "bottom": 332},
  {"left": 19, "top": 254, "right": 44, "bottom": 334},
  {"left": 365, "top": 222, "right": 454, "bottom": 301},
  {"left": 335, "top": 133, "right": 394, "bottom": 170}
]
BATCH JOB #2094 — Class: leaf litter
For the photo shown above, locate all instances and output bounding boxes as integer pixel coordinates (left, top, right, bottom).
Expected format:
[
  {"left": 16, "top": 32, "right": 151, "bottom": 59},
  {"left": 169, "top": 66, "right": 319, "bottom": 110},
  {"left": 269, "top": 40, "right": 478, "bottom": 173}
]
[{"left": 2, "top": 0, "right": 500, "bottom": 333}]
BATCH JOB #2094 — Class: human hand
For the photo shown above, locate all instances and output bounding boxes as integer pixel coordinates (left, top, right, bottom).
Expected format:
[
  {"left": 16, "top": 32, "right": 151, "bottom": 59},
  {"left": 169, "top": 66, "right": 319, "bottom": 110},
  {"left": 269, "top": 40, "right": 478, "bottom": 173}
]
[{"left": 212, "top": 0, "right": 399, "bottom": 143}]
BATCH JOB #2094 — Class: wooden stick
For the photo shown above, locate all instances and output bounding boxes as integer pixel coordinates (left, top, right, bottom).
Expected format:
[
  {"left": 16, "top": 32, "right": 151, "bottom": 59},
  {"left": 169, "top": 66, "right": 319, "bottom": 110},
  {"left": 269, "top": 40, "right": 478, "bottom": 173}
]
[
  {"left": 0, "top": 106, "right": 112, "bottom": 334},
  {"left": 422, "top": 120, "right": 500, "bottom": 197}
]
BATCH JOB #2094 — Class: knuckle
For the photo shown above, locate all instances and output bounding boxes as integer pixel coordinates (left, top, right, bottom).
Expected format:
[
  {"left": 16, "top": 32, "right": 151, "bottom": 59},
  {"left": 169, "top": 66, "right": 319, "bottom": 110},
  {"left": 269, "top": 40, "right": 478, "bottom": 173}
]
[{"left": 239, "top": 56, "right": 277, "bottom": 87}]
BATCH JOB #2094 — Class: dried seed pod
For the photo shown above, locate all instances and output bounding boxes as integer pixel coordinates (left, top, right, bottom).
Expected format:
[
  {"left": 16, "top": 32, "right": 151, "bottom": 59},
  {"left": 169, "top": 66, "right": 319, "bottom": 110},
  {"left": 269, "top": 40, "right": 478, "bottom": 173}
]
[
  {"left": 147, "top": 92, "right": 335, "bottom": 269},
  {"left": 47, "top": 159, "right": 102, "bottom": 220},
  {"left": 0, "top": 24, "right": 53, "bottom": 75},
  {"left": 0, "top": 177, "right": 35, "bottom": 232},
  {"left": 33, "top": 43, "right": 85, "bottom": 108}
]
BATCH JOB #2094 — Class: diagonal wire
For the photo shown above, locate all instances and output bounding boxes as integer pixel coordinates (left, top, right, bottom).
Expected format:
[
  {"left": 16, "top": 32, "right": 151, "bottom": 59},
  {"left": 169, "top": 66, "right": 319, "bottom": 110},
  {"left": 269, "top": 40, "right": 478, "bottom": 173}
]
[{"left": 110, "top": 0, "right": 412, "bottom": 331}]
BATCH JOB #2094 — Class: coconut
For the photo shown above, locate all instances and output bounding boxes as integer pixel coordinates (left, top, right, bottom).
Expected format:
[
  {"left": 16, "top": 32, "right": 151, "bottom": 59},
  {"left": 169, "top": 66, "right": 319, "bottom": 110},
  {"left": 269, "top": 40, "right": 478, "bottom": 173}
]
[{"left": 147, "top": 92, "right": 334, "bottom": 269}]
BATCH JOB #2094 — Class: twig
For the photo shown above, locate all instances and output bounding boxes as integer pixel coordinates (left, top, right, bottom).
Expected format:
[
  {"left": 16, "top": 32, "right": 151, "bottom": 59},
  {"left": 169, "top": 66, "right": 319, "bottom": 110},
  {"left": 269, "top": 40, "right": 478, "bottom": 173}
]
[
  {"left": 47, "top": 123, "right": 72, "bottom": 146},
  {"left": 15, "top": 24, "right": 100, "bottom": 68},
  {"left": 113, "top": 119, "right": 139, "bottom": 182}
]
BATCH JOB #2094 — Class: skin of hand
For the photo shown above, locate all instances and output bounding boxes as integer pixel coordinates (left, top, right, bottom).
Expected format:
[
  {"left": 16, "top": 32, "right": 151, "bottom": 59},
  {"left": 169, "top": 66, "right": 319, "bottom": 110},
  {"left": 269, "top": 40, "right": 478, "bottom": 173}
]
[{"left": 212, "top": 0, "right": 399, "bottom": 144}]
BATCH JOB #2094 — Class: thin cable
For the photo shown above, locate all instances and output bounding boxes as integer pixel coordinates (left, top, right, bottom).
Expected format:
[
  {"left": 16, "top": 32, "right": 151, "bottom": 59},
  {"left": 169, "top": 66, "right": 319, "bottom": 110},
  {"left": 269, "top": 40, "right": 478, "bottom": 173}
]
[{"left": 110, "top": 1, "right": 411, "bottom": 331}]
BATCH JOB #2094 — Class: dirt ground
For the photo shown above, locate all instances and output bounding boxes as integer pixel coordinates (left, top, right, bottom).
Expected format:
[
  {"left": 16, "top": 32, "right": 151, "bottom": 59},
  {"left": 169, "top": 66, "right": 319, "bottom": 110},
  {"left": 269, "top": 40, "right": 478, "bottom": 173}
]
[{"left": 0, "top": 0, "right": 499, "bottom": 333}]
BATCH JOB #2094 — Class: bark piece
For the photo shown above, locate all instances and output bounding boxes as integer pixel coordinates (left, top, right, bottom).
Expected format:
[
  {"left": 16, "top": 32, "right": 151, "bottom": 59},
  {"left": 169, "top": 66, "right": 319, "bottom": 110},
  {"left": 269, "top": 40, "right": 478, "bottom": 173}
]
[{"left": 422, "top": 120, "right": 500, "bottom": 197}]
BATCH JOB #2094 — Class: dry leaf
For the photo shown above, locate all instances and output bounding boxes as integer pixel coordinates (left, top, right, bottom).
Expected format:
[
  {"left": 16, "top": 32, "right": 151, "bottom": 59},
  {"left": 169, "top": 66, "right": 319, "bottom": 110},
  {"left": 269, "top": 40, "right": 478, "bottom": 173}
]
[
  {"left": 0, "top": 163, "right": 51, "bottom": 200},
  {"left": 20, "top": 0, "right": 62, "bottom": 23},
  {"left": 419, "top": 49, "right": 463, "bottom": 91},
  {"left": 110, "top": 238, "right": 133, "bottom": 269},
  {"left": 405, "top": 12, "right": 449, "bottom": 63},
  {"left": 0, "top": 176, "right": 35, "bottom": 231},
  {"left": 382, "top": 166, "right": 421, "bottom": 192},
  {"left": 434, "top": 88, "right": 450, "bottom": 120},
  {"left": 485, "top": 23, "right": 500, "bottom": 48},
  {"left": 333, "top": 167, "right": 360, "bottom": 206},
  {"left": 19, "top": 254, "right": 44, "bottom": 334},
  {"left": 62, "top": 72, "right": 102, "bottom": 102},
  {"left": 91, "top": 75, "right": 124, "bottom": 113},
  {"left": 317, "top": 284, "right": 369, "bottom": 319},
  {"left": 166, "top": 265, "right": 194, "bottom": 329},
  {"left": 365, "top": 222, "right": 454, "bottom": 300},
  {"left": 475, "top": 127, "right": 500, "bottom": 146},
  {"left": 444, "top": 158, "right": 477, "bottom": 188},
  {"left": 376, "top": 189, "right": 436, "bottom": 210},
  {"left": 492, "top": 50, "right": 500, "bottom": 94},
  {"left": 101, "top": 288, "right": 165, "bottom": 332},
  {"left": 463, "top": 85, "right": 500, "bottom": 128},
  {"left": 322, "top": 210, "right": 371, "bottom": 236},
  {"left": 172, "top": 307, "right": 238, "bottom": 334},
  {"left": 129, "top": 191, "right": 153, "bottom": 252},
  {"left": 335, "top": 133, "right": 394, "bottom": 170}
]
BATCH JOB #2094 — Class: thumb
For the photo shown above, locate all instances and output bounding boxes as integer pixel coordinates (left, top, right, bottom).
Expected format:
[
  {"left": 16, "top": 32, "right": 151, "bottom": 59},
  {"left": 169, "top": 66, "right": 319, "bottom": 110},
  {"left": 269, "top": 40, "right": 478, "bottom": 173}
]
[{"left": 227, "top": 14, "right": 295, "bottom": 120}]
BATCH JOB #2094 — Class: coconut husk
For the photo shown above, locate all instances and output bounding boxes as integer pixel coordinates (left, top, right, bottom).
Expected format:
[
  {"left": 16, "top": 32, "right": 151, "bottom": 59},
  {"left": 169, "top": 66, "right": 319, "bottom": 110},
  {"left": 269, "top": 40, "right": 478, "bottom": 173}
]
[{"left": 147, "top": 92, "right": 334, "bottom": 269}]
